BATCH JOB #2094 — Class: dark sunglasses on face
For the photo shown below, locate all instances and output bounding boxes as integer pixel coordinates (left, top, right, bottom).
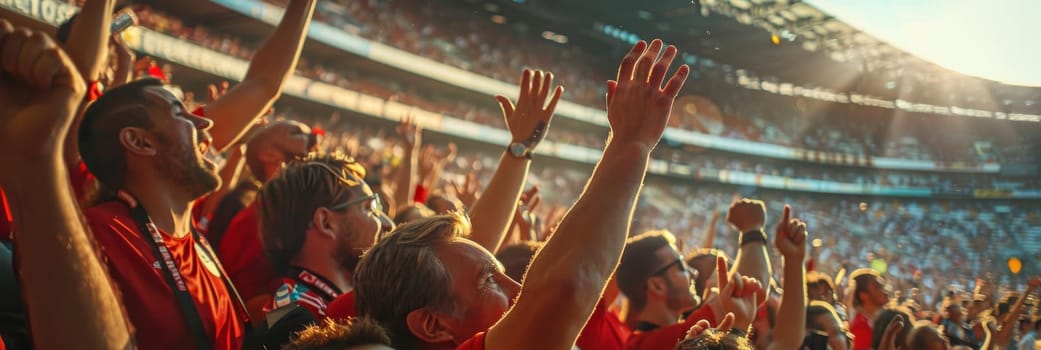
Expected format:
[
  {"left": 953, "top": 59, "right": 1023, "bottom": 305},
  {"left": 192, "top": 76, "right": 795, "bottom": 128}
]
[{"left": 652, "top": 259, "right": 690, "bottom": 276}]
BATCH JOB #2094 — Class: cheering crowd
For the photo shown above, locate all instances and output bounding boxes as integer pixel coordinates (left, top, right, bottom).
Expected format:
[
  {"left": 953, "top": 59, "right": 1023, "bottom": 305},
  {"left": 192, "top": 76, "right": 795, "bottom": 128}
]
[{"left": 1, "top": 0, "right": 1040, "bottom": 350}]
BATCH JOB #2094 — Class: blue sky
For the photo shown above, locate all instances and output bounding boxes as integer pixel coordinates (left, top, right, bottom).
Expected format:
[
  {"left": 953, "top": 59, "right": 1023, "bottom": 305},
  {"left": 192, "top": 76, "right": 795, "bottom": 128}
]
[{"left": 805, "top": 0, "right": 1041, "bottom": 87}]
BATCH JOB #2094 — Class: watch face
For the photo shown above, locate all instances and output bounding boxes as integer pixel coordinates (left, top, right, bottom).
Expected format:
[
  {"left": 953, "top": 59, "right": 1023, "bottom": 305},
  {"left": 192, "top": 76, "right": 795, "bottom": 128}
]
[{"left": 509, "top": 143, "right": 527, "bottom": 157}]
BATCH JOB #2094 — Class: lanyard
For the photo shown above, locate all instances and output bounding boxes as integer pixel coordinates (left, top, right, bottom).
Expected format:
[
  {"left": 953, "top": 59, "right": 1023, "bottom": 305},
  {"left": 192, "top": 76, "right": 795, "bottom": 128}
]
[
  {"left": 116, "top": 190, "right": 252, "bottom": 349},
  {"left": 287, "top": 266, "right": 343, "bottom": 302}
]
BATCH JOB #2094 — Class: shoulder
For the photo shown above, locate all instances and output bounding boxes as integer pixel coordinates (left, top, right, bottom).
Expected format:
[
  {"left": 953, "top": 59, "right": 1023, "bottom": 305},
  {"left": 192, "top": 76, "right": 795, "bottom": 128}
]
[
  {"left": 456, "top": 332, "right": 486, "bottom": 350},
  {"left": 83, "top": 201, "right": 138, "bottom": 239}
]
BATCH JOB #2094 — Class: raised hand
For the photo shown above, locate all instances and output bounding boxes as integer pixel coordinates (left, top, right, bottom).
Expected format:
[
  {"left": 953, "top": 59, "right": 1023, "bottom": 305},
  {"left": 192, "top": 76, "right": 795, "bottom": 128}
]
[
  {"left": 774, "top": 205, "right": 808, "bottom": 261},
  {"left": 207, "top": 81, "right": 231, "bottom": 103},
  {"left": 514, "top": 185, "right": 541, "bottom": 240},
  {"left": 495, "top": 69, "right": 563, "bottom": 147},
  {"left": 727, "top": 198, "right": 766, "bottom": 233},
  {"left": 450, "top": 172, "right": 482, "bottom": 209},
  {"left": 714, "top": 256, "right": 762, "bottom": 331},
  {"left": 419, "top": 143, "right": 457, "bottom": 188},
  {"left": 684, "top": 312, "right": 735, "bottom": 340},
  {"left": 877, "top": 314, "right": 906, "bottom": 350},
  {"left": 397, "top": 115, "right": 421, "bottom": 148},
  {"left": 606, "top": 39, "right": 689, "bottom": 149},
  {"left": 0, "top": 20, "right": 86, "bottom": 169}
]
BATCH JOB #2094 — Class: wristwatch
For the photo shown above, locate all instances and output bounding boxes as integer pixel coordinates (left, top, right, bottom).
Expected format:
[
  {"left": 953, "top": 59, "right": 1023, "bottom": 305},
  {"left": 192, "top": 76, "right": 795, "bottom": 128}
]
[{"left": 507, "top": 141, "right": 534, "bottom": 160}]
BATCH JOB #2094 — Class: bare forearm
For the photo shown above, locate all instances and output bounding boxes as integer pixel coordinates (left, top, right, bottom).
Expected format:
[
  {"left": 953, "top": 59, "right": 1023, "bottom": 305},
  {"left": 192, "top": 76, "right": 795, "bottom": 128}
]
[
  {"left": 65, "top": 0, "right": 115, "bottom": 81},
  {"left": 392, "top": 144, "right": 417, "bottom": 214},
  {"left": 9, "top": 162, "right": 132, "bottom": 349},
  {"left": 702, "top": 216, "right": 718, "bottom": 249},
  {"left": 996, "top": 286, "right": 1036, "bottom": 342},
  {"left": 210, "top": 0, "right": 315, "bottom": 150},
  {"left": 768, "top": 261, "right": 806, "bottom": 350},
  {"left": 732, "top": 240, "right": 771, "bottom": 303},
  {"left": 469, "top": 154, "right": 529, "bottom": 253},
  {"left": 510, "top": 143, "right": 651, "bottom": 345}
]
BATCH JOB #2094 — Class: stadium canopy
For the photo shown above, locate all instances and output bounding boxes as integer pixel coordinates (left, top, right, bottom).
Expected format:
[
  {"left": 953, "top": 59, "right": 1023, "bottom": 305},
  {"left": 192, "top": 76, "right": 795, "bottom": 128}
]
[{"left": 485, "top": 0, "right": 1041, "bottom": 116}]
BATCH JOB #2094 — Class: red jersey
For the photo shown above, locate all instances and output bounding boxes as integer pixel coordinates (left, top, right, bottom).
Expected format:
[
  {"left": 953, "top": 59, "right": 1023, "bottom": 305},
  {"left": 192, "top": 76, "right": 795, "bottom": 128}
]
[
  {"left": 85, "top": 201, "right": 245, "bottom": 350},
  {"left": 624, "top": 305, "right": 715, "bottom": 350},
  {"left": 457, "top": 332, "right": 486, "bottom": 350},
  {"left": 267, "top": 268, "right": 342, "bottom": 319},
  {"left": 576, "top": 298, "right": 630, "bottom": 350},
  {"left": 218, "top": 203, "right": 279, "bottom": 301},
  {"left": 325, "top": 290, "right": 357, "bottom": 321},
  {"left": 850, "top": 312, "right": 873, "bottom": 350}
]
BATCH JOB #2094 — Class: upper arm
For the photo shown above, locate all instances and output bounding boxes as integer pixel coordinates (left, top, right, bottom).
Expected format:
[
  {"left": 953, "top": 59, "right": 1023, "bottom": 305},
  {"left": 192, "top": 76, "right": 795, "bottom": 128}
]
[{"left": 204, "top": 81, "right": 278, "bottom": 153}]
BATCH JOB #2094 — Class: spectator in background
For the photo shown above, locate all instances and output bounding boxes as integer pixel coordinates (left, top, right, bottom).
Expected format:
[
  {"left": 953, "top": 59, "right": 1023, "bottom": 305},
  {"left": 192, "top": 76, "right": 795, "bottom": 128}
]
[
  {"left": 257, "top": 152, "right": 392, "bottom": 348},
  {"left": 803, "top": 301, "right": 850, "bottom": 350},
  {"left": 941, "top": 299, "right": 980, "bottom": 349},
  {"left": 216, "top": 119, "right": 319, "bottom": 321},
  {"left": 848, "top": 268, "right": 890, "bottom": 350},
  {"left": 1019, "top": 318, "right": 1040, "bottom": 350}
]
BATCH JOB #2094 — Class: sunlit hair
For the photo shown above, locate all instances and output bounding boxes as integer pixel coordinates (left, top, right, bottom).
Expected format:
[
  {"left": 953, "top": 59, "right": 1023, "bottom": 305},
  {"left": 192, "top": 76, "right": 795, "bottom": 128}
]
[
  {"left": 849, "top": 268, "right": 883, "bottom": 308},
  {"left": 392, "top": 203, "right": 436, "bottom": 225},
  {"left": 79, "top": 78, "right": 164, "bottom": 189},
  {"left": 282, "top": 317, "right": 391, "bottom": 350},
  {"left": 617, "top": 230, "right": 677, "bottom": 314},
  {"left": 673, "top": 328, "right": 753, "bottom": 350},
  {"left": 354, "top": 212, "right": 471, "bottom": 348},
  {"left": 257, "top": 152, "right": 366, "bottom": 276}
]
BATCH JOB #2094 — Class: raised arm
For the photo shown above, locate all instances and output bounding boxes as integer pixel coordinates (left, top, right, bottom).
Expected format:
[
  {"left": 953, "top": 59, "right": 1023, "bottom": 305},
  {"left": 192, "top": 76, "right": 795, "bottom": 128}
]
[
  {"left": 701, "top": 210, "right": 720, "bottom": 249},
  {"left": 726, "top": 199, "right": 773, "bottom": 304},
  {"left": 468, "top": 69, "right": 562, "bottom": 253},
  {"left": 62, "top": 0, "right": 114, "bottom": 82},
  {"left": 392, "top": 116, "right": 420, "bottom": 216},
  {"left": 485, "top": 39, "right": 689, "bottom": 350},
  {"left": 0, "top": 21, "right": 132, "bottom": 349},
  {"left": 993, "top": 277, "right": 1040, "bottom": 345},
  {"left": 205, "top": 0, "right": 315, "bottom": 152},
  {"left": 767, "top": 205, "right": 808, "bottom": 350}
]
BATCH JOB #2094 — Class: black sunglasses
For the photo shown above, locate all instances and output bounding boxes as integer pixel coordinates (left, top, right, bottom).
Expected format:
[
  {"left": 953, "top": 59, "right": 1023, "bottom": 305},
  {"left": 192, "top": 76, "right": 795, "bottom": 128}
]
[{"left": 652, "top": 259, "right": 690, "bottom": 276}]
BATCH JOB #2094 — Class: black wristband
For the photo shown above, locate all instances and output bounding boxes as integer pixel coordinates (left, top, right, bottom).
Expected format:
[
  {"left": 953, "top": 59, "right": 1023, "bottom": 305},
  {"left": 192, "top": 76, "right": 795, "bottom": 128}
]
[
  {"left": 728, "top": 327, "right": 748, "bottom": 337},
  {"left": 739, "top": 229, "right": 767, "bottom": 246}
]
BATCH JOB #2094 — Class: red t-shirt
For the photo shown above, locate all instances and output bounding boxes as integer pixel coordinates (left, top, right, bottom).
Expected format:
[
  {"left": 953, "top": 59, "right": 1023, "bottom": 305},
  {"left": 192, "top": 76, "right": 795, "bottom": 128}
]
[
  {"left": 85, "top": 201, "right": 245, "bottom": 350},
  {"left": 850, "top": 312, "right": 873, "bottom": 350},
  {"left": 624, "top": 305, "right": 716, "bottom": 350},
  {"left": 325, "top": 290, "right": 356, "bottom": 321},
  {"left": 576, "top": 298, "right": 630, "bottom": 350},
  {"left": 218, "top": 203, "right": 279, "bottom": 301},
  {"left": 456, "top": 332, "right": 486, "bottom": 350}
]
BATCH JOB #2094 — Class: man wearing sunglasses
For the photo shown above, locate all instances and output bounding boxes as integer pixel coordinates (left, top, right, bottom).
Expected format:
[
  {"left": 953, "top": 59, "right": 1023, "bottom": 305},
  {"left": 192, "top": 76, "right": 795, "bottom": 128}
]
[
  {"left": 255, "top": 152, "right": 394, "bottom": 348},
  {"left": 618, "top": 230, "right": 703, "bottom": 332}
]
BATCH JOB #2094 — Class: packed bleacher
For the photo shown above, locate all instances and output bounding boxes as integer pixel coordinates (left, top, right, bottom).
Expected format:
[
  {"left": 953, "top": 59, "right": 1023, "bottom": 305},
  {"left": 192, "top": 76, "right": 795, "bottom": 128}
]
[{"left": 1, "top": 0, "right": 1040, "bottom": 349}]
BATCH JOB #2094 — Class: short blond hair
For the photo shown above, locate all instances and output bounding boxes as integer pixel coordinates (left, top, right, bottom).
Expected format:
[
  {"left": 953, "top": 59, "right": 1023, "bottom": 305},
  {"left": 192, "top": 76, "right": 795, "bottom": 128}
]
[
  {"left": 354, "top": 212, "right": 471, "bottom": 348},
  {"left": 283, "top": 317, "right": 391, "bottom": 350}
]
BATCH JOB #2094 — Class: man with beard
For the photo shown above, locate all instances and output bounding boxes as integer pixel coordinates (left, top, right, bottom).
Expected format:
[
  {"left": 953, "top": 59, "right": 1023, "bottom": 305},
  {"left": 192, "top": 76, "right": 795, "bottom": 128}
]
[
  {"left": 213, "top": 119, "right": 320, "bottom": 321},
  {"left": 617, "top": 199, "right": 773, "bottom": 350},
  {"left": 74, "top": 0, "right": 317, "bottom": 348}
]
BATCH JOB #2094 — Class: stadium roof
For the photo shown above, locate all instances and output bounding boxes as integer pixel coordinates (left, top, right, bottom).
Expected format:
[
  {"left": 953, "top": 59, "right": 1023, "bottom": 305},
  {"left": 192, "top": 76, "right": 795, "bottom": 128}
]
[{"left": 489, "top": 0, "right": 1041, "bottom": 115}]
